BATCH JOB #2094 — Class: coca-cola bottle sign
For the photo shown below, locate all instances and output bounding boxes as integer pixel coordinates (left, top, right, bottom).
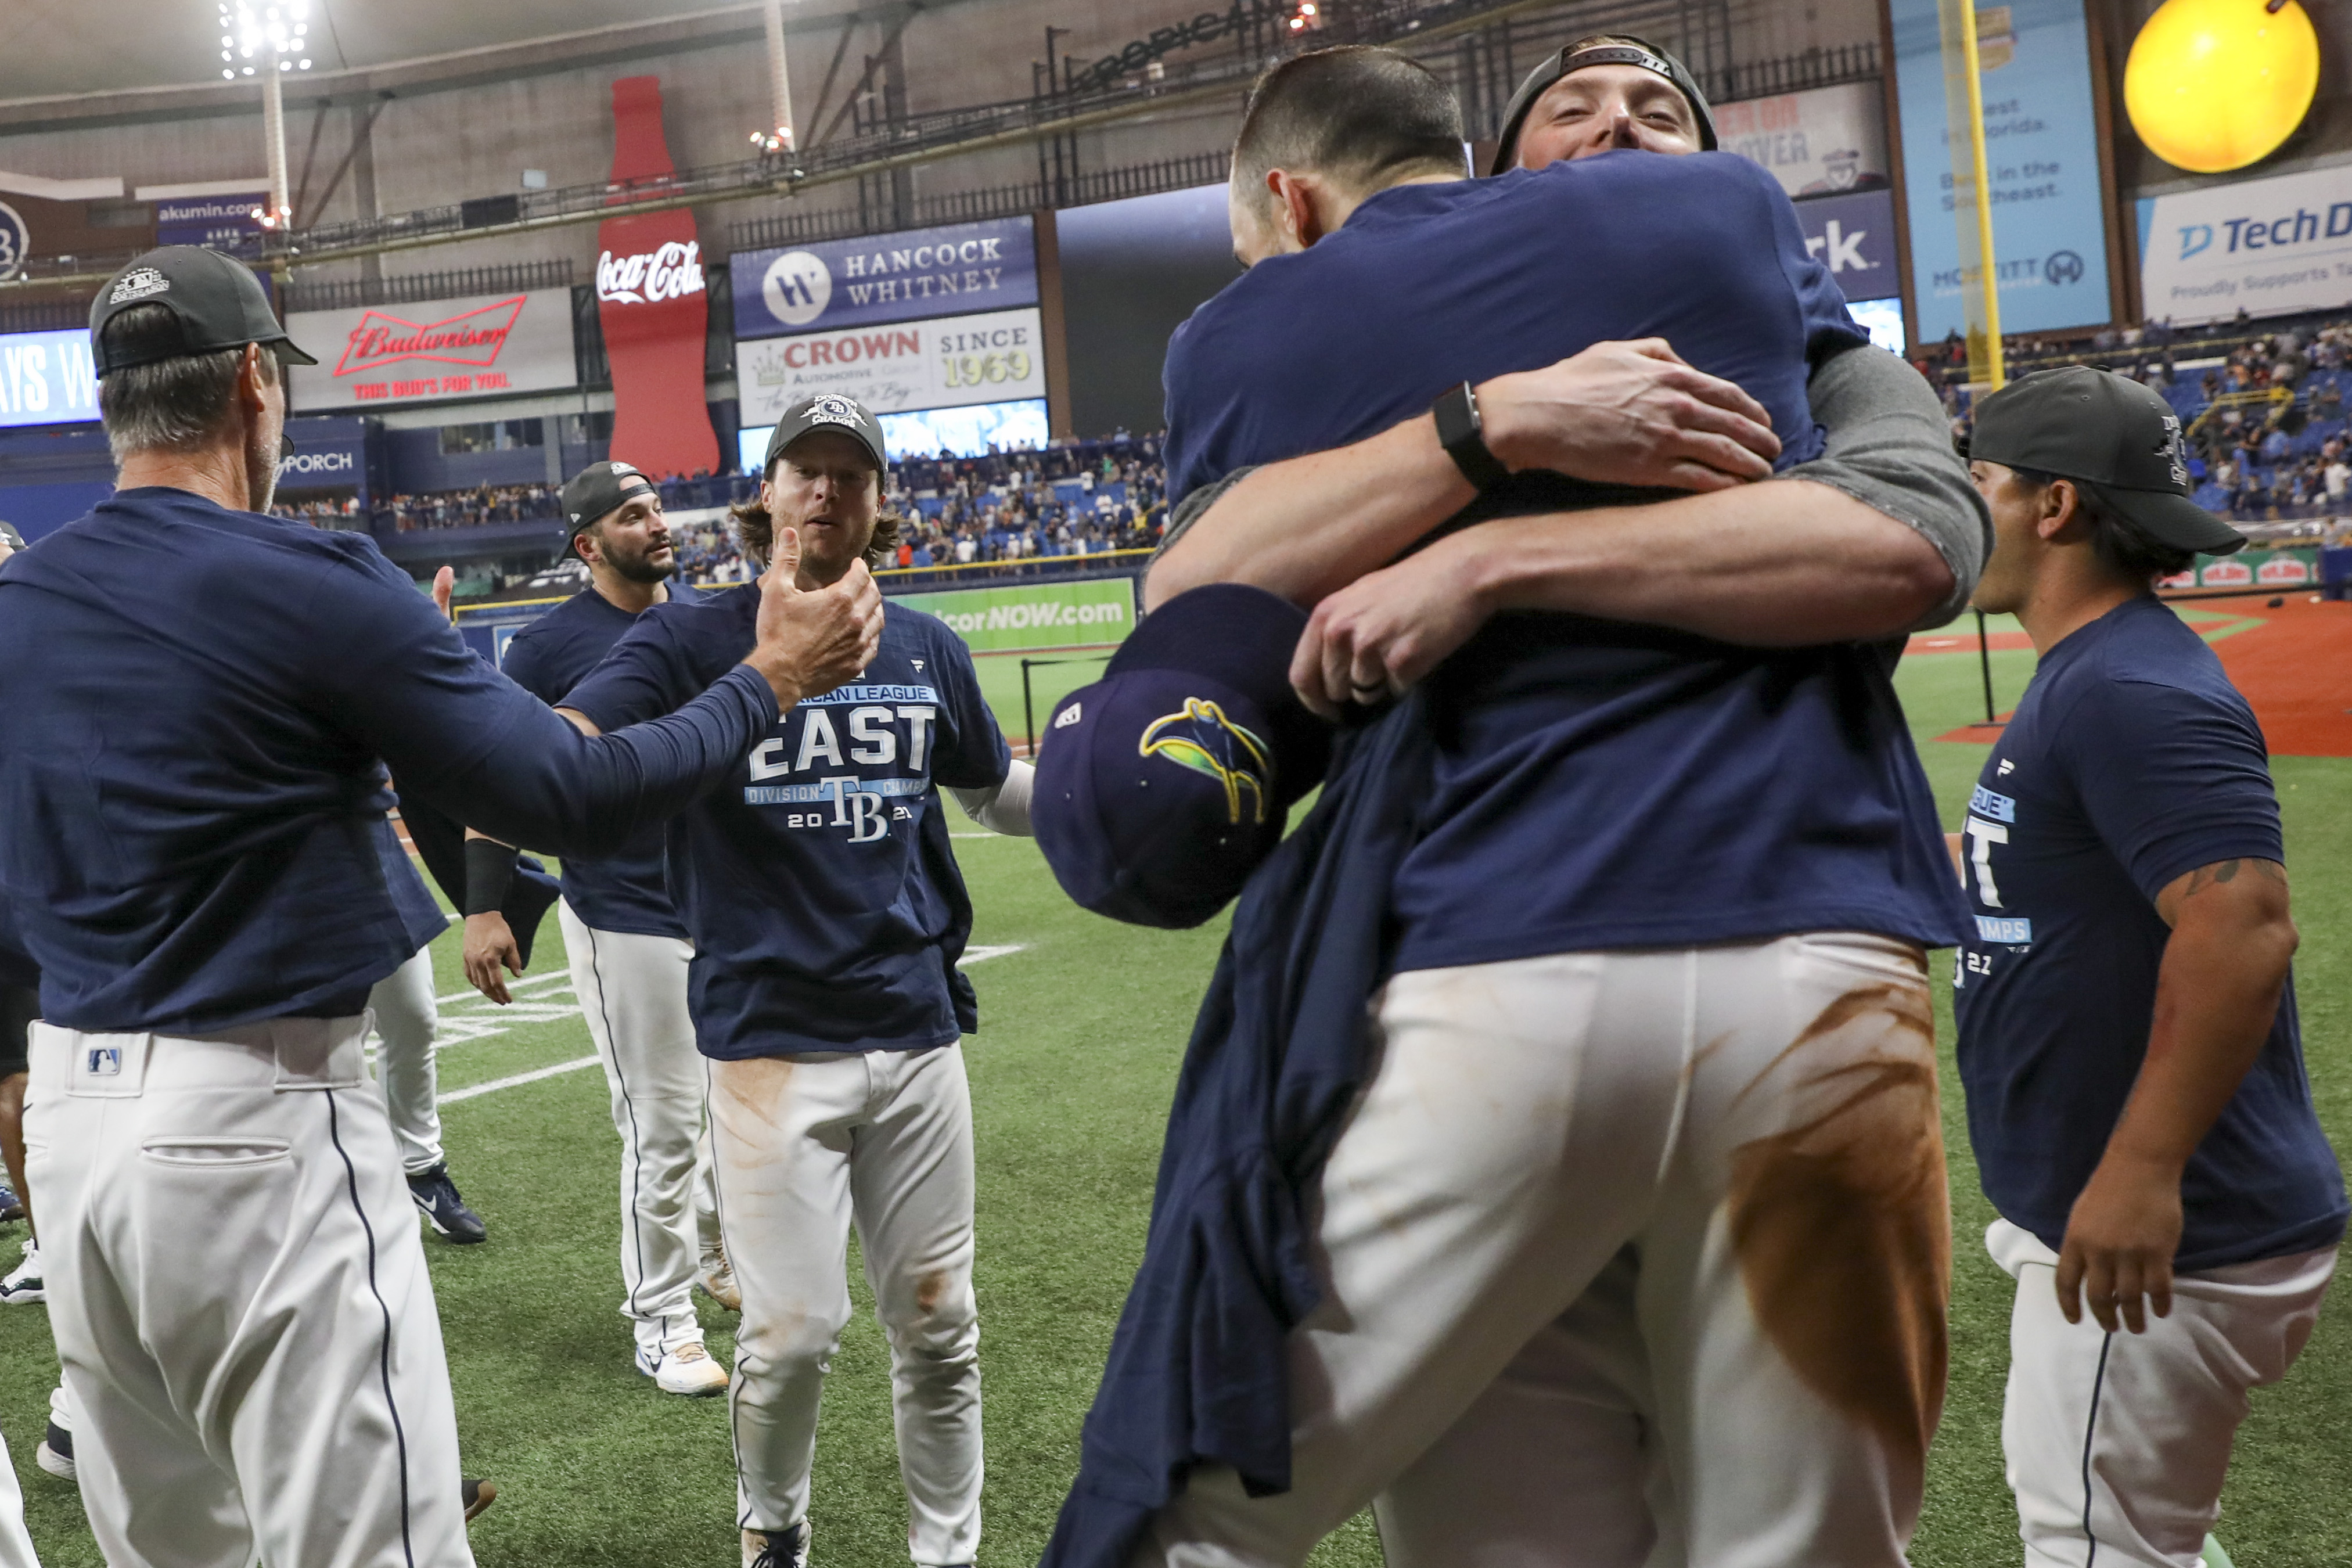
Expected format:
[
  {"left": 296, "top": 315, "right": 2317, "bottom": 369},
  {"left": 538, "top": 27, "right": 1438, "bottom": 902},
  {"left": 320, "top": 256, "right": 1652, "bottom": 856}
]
[{"left": 595, "top": 76, "right": 720, "bottom": 479}]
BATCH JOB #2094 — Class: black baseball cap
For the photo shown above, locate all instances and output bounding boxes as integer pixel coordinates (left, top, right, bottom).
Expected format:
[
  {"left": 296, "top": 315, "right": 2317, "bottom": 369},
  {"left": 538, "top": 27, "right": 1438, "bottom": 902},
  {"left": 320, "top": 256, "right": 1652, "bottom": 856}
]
[
  {"left": 0, "top": 522, "right": 21, "bottom": 551},
  {"left": 560, "top": 459, "right": 660, "bottom": 538},
  {"left": 90, "top": 246, "right": 316, "bottom": 376},
  {"left": 1970, "top": 366, "right": 2245, "bottom": 555},
  {"left": 761, "top": 393, "right": 887, "bottom": 477},
  {"left": 1490, "top": 36, "right": 1718, "bottom": 174},
  {"left": 1033, "top": 584, "right": 1332, "bottom": 929}
]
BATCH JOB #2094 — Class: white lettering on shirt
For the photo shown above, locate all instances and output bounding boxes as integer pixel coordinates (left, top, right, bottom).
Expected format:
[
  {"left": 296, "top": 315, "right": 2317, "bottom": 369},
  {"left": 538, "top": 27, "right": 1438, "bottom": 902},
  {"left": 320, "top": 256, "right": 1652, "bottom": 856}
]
[
  {"left": 1965, "top": 815, "right": 2010, "bottom": 908},
  {"left": 898, "top": 706, "right": 936, "bottom": 772},
  {"left": 796, "top": 709, "right": 844, "bottom": 771},
  {"left": 848, "top": 706, "right": 897, "bottom": 766}
]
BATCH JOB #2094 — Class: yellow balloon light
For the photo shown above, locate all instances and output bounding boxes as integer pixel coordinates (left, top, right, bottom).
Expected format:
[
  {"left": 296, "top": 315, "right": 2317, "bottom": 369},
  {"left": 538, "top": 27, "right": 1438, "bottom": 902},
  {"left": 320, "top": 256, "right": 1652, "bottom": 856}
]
[{"left": 2125, "top": 0, "right": 2320, "bottom": 173}]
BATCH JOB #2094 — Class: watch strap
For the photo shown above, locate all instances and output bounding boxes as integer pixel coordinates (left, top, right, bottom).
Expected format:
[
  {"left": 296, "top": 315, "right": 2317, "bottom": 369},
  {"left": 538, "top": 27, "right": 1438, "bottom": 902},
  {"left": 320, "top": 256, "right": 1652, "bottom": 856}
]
[{"left": 1433, "top": 381, "right": 1508, "bottom": 491}]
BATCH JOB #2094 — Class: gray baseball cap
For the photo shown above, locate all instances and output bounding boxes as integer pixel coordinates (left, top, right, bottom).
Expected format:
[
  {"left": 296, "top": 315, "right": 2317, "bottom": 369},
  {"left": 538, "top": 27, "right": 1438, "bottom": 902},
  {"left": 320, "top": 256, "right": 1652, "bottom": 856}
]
[
  {"left": 90, "top": 246, "right": 317, "bottom": 377},
  {"left": 1970, "top": 367, "right": 2244, "bottom": 556}
]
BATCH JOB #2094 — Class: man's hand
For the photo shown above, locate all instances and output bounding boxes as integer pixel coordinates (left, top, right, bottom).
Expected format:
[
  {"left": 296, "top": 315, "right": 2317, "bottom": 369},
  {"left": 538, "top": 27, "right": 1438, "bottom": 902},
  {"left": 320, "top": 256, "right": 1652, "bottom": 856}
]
[
  {"left": 2055, "top": 1151, "right": 2183, "bottom": 1333},
  {"left": 744, "top": 527, "right": 886, "bottom": 707},
  {"left": 432, "top": 564, "right": 455, "bottom": 620},
  {"left": 1290, "top": 532, "right": 1487, "bottom": 717},
  {"left": 1480, "top": 339, "right": 1781, "bottom": 492},
  {"left": 463, "top": 911, "right": 523, "bottom": 1005}
]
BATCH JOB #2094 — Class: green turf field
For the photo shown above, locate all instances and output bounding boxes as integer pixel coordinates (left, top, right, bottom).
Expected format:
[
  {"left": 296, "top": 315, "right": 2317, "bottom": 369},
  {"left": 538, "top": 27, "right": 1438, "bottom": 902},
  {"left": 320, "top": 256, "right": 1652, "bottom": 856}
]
[{"left": 5, "top": 619, "right": 2348, "bottom": 1565}]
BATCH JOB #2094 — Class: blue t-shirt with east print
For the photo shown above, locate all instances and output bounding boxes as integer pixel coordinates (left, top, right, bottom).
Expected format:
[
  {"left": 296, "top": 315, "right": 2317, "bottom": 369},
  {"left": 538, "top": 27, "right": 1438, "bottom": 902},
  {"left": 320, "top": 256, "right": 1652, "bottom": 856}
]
[
  {"left": 1161, "top": 150, "right": 1966, "bottom": 967},
  {"left": 501, "top": 582, "right": 703, "bottom": 939},
  {"left": 563, "top": 589, "right": 1010, "bottom": 1058},
  {"left": 1952, "top": 596, "right": 2346, "bottom": 1271}
]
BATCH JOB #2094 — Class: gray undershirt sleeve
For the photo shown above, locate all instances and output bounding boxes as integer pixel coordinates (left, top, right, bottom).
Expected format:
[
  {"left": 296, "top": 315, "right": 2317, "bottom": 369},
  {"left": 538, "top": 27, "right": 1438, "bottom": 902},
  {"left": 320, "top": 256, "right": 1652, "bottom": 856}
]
[
  {"left": 1153, "top": 466, "right": 1255, "bottom": 563},
  {"left": 1782, "top": 344, "right": 1991, "bottom": 632}
]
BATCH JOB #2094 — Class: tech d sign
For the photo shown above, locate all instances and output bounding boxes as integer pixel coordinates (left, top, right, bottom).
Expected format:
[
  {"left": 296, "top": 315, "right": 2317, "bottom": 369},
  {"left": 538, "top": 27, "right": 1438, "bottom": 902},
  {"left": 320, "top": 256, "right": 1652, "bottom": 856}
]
[{"left": 596, "top": 75, "right": 719, "bottom": 478}]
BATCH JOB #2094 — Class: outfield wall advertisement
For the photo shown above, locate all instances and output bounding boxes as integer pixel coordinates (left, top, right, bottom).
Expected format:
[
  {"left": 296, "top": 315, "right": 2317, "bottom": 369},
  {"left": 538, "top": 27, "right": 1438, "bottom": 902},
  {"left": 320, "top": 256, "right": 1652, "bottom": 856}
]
[
  {"left": 2137, "top": 164, "right": 2352, "bottom": 326},
  {"left": 1889, "top": 0, "right": 2114, "bottom": 339},
  {"left": 1718, "top": 81, "right": 1891, "bottom": 200},
  {"left": 2161, "top": 548, "right": 2320, "bottom": 592},
  {"left": 737, "top": 307, "right": 1046, "bottom": 425},
  {"left": 288, "top": 287, "right": 578, "bottom": 412},
  {"left": 0, "top": 327, "right": 99, "bottom": 428},
  {"left": 894, "top": 578, "right": 1134, "bottom": 653},
  {"left": 731, "top": 217, "right": 1040, "bottom": 341}
]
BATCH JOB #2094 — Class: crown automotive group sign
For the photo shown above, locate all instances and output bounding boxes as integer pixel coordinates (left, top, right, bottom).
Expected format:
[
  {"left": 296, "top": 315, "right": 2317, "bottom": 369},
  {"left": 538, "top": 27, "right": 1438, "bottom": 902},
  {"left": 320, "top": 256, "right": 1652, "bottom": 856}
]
[{"left": 286, "top": 288, "right": 578, "bottom": 412}]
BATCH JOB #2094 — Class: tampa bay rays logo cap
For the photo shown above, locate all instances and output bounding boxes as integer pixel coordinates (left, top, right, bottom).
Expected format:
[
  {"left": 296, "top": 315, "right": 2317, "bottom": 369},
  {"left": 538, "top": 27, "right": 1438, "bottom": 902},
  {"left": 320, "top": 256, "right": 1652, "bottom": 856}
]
[
  {"left": 1033, "top": 584, "right": 1332, "bottom": 929},
  {"left": 90, "top": 246, "right": 318, "bottom": 377},
  {"left": 763, "top": 391, "right": 888, "bottom": 477},
  {"left": 1969, "top": 366, "right": 2245, "bottom": 556},
  {"left": 560, "top": 459, "right": 660, "bottom": 538}
]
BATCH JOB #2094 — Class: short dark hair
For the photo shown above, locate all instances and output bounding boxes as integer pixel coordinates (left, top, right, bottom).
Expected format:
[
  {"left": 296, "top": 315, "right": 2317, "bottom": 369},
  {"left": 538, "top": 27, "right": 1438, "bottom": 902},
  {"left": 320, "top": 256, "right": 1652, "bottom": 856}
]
[
  {"left": 97, "top": 302, "right": 276, "bottom": 462},
  {"left": 2010, "top": 465, "right": 2195, "bottom": 582},
  {"left": 1232, "top": 47, "right": 1464, "bottom": 214}
]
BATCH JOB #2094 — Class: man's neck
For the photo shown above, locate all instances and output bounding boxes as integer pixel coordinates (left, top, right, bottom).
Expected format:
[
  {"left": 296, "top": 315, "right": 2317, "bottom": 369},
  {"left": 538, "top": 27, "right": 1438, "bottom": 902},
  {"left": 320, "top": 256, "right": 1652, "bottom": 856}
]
[
  {"left": 591, "top": 568, "right": 667, "bottom": 614},
  {"left": 115, "top": 444, "right": 253, "bottom": 513},
  {"left": 2016, "top": 557, "right": 2144, "bottom": 657}
]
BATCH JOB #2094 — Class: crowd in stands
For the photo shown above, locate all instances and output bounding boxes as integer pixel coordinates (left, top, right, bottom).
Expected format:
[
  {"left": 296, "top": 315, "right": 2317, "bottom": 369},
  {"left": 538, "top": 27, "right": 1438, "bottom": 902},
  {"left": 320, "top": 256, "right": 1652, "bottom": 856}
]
[
  {"left": 366, "top": 433, "right": 1171, "bottom": 595},
  {"left": 1932, "top": 310, "right": 2352, "bottom": 527}
]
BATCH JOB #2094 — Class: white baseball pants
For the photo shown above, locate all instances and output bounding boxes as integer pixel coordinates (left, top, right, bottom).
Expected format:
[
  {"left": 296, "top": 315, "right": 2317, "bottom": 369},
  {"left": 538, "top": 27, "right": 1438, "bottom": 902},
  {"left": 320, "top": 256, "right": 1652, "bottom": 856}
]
[
  {"left": 368, "top": 945, "right": 445, "bottom": 1175},
  {"left": 0, "top": 1419, "right": 36, "bottom": 1568},
  {"left": 560, "top": 901, "right": 720, "bottom": 1358},
  {"left": 23, "top": 1015, "right": 474, "bottom": 1568},
  {"left": 1988, "top": 1218, "right": 2337, "bottom": 1567},
  {"left": 708, "top": 1044, "right": 982, "bottom": 1565},
  {"left": 1131, "top": 932, "right": 1951, "bottom": 1568}
]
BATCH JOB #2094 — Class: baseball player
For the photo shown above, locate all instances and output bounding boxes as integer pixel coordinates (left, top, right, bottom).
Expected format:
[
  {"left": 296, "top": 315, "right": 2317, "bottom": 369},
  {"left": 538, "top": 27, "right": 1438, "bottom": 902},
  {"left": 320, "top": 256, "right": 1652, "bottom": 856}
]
[
  {"left": 557, "top": 394, "right": 1034, "bottom": 1568},
  {"left": 1955, "top": 369, "right": 2346, "bottom": 1567},
  {"left": 0, "top": 245, "right": 880, "bottom": 1567},
  {"left": 1046, "top": 45, "right": 1984, "bottom": 1567},
  {"left": 462, "top": 458, "right": 731, "bottom": 1395}
]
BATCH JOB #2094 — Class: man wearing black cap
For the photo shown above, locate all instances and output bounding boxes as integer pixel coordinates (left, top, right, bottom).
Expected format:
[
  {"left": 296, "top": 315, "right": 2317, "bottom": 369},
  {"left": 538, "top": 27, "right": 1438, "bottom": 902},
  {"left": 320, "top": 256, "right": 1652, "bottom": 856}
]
[
  {"left": 1047, "top": 40, "right": 1987, "bottom": 1568},
  {"left": 461, "top": 457, "right": 733, "bottom": 1396},
  {"left": 1955, "top": 368, "right": 2344, "bottom": 1567},
  {"left": 0, "top": 246, "right": 881, "bottom": 1566},
  {"left": 560, "top": 393, "right": 1030, "bottom": 1568}
]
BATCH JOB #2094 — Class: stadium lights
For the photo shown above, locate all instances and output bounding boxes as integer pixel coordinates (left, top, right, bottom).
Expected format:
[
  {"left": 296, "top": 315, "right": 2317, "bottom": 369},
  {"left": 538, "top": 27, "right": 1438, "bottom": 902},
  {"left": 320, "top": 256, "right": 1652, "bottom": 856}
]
[{"left": 217, "top": 1, "right": 314, "bottom": 78}]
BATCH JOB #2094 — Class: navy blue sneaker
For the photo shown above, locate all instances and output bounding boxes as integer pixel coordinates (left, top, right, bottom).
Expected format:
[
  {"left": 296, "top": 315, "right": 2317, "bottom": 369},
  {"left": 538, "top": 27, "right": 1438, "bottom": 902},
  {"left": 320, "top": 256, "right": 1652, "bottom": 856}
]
[
  {"left": 408, "top": 1163, "right": 487, "bottom": 1245},
  {"left": 742, "top": 1522, "right": 808, "bottom": 1568},
  {"left": 0, "top": 1182, "right": 22, "bottom": 1223},
  {"left": 35, "top": 1420, "right": 72, "bottom": 1481},
  {"left": 462, "top": 1477, "right": 495, "bottom": 1520}
]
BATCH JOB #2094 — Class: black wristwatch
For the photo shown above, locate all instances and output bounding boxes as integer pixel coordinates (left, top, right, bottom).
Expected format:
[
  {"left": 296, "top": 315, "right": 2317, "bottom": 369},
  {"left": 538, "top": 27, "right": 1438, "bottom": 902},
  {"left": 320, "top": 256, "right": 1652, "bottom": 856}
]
[{"left": 1433, "top": 380, "right": 1508, "bottom": 492}]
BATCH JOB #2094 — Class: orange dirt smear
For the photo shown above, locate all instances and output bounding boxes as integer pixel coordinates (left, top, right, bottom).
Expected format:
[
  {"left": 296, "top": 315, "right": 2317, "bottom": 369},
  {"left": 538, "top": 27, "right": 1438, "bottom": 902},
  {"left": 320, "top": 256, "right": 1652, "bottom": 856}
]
[{"left": 1933, "top": 597, "right": 2352, "bottom": 757}]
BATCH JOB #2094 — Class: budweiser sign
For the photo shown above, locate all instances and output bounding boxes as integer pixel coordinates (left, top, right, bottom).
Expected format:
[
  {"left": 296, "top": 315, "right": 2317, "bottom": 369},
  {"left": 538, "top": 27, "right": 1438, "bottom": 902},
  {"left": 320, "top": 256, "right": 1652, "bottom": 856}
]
[
  {"left": 333, "top": 297, "right": 524, "bottom": 376},
  {"left": 596, "top": 240, "right": 705, "bottom": 305},
  {"left": 285, "top": 287, "right": 579, "bottom": 413}
]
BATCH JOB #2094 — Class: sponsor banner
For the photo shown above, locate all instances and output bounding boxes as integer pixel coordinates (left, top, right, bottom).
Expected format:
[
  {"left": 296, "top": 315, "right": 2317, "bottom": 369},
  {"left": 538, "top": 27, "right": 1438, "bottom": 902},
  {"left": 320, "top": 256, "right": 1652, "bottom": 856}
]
[
  {"left": 287, "top": 288, "right": 577, "bottom": 412},
  {"left": 0, "top": 328, "right": 99, "bottom": 428},
  {"left": 894, "top": 577, "right": 1135, "bottom": 653},
  {"left": 1890, "top": 0, "right": 2114, "bottom": 340},
  {"left": 1717, "top": 81, "right": 1891, "bottom": 200},
  {"left": 276, "top": 416, "right": 369, "bottom": 494},
  {"left": 732, "top": 217, "right": 1038, "bottom": 341},
  {"left": 154, "top": 192, "right": 269, "bottom": 248},
  {"left": 1794, "top": 189, "right": 1900, "bottom": 301},
  {"left": 598, "top": 75, "right": 720, "bottom": 479},
  {"left": 738, "top": 307, "right": 1046, "bottom": 425},
  {"left": 2159, "top": 549, "right": 2318, "bottom": 590},
  {"left": 2137, "top": 164, "right": 2352, "bottom": 326}
]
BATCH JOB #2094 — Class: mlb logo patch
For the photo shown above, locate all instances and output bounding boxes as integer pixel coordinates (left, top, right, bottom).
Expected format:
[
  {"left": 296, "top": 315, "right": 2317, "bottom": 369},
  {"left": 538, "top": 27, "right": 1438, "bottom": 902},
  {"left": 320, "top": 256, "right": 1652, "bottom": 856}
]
[{"left": 85, "top": 1046, "right": 122, "bottom": 1077}]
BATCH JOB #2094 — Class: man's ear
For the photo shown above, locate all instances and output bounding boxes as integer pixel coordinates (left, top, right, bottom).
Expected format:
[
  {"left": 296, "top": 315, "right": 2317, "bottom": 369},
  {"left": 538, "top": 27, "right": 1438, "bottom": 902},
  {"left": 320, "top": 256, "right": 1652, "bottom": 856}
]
[
  {"left": 1265, "top": 168, "right": 1324, "bottom": 251},
  {"left": 239, "top": 343, "right": 272, "bottom": 414},
  {"left": 2040, "top": 479, "right": 2090, "bottom": 543}
]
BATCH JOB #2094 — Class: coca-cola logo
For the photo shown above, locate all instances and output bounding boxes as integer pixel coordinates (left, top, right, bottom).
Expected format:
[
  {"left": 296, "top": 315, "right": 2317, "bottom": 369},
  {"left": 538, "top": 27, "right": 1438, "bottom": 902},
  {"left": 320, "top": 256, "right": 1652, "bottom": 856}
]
[
  {"left": 596, "top": 241, "right": 706, "bottom": 305},
  {"left": 334, "top": 297, "right": 524, "bottom": 377}
]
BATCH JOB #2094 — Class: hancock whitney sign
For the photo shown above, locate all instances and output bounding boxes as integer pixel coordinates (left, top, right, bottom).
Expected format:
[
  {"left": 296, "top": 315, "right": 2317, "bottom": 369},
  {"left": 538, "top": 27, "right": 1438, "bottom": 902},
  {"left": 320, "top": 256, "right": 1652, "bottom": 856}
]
[
  {"left": 2138, "top": 164, "right": 2352, "bottom": 326},
  {"left": 731, "top": 216, "right": 1040, "bottom": 341}
]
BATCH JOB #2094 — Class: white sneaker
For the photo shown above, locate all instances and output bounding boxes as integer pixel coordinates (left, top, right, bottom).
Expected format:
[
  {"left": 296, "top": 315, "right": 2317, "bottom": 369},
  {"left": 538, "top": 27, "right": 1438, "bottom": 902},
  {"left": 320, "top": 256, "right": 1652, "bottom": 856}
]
[
  {"left": 636, "top": 1338, "right": 728, "bottom": 1396},
  {"left": 0, "top": 1239, "right": 41, "bottom": 1305}
]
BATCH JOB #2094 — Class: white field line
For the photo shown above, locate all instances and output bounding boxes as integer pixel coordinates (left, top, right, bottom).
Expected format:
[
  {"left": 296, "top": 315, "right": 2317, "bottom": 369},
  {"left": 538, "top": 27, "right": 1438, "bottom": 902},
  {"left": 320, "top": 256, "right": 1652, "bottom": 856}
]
[
  {"left": 431, "top": 942, "right": 1030, "bottom": 1103},
  {"left": 441, "top": 1056, "right": 601, "bottom": 1103}
]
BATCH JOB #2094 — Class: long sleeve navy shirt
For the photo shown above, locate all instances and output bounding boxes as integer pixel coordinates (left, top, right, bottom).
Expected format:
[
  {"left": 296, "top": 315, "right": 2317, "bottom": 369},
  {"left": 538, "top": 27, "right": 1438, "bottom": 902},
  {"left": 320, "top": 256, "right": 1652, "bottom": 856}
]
[{"left": 0, "top": 488, "right": 777, "bottom": 1035}]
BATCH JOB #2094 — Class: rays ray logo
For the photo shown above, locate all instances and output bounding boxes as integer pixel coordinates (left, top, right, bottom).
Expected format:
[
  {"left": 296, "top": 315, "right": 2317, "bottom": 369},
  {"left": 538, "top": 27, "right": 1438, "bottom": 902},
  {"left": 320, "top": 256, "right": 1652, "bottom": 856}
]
[{"left": 1139, "top": 697, "right": 1271, "bottom": 826}]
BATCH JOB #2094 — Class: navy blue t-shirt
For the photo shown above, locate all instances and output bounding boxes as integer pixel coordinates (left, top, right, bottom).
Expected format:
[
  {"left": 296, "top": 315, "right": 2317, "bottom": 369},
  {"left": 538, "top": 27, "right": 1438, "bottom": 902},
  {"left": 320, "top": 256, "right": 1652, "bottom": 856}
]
[
  {"left": 0, "top": 487, "right": 779, "bottom": 1035},
  {"left": 563, "top": 589, "right": 1010, "bottom": 1058},
  {"left": 1162, "top": 151, "right": 1966, "bottom": 966},
  {"left": 1952, "top": 596, "right": 2346, "bottom": 1270},
  {"left": 502, "top": 582, "right": 703, "bottom": 939}
]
